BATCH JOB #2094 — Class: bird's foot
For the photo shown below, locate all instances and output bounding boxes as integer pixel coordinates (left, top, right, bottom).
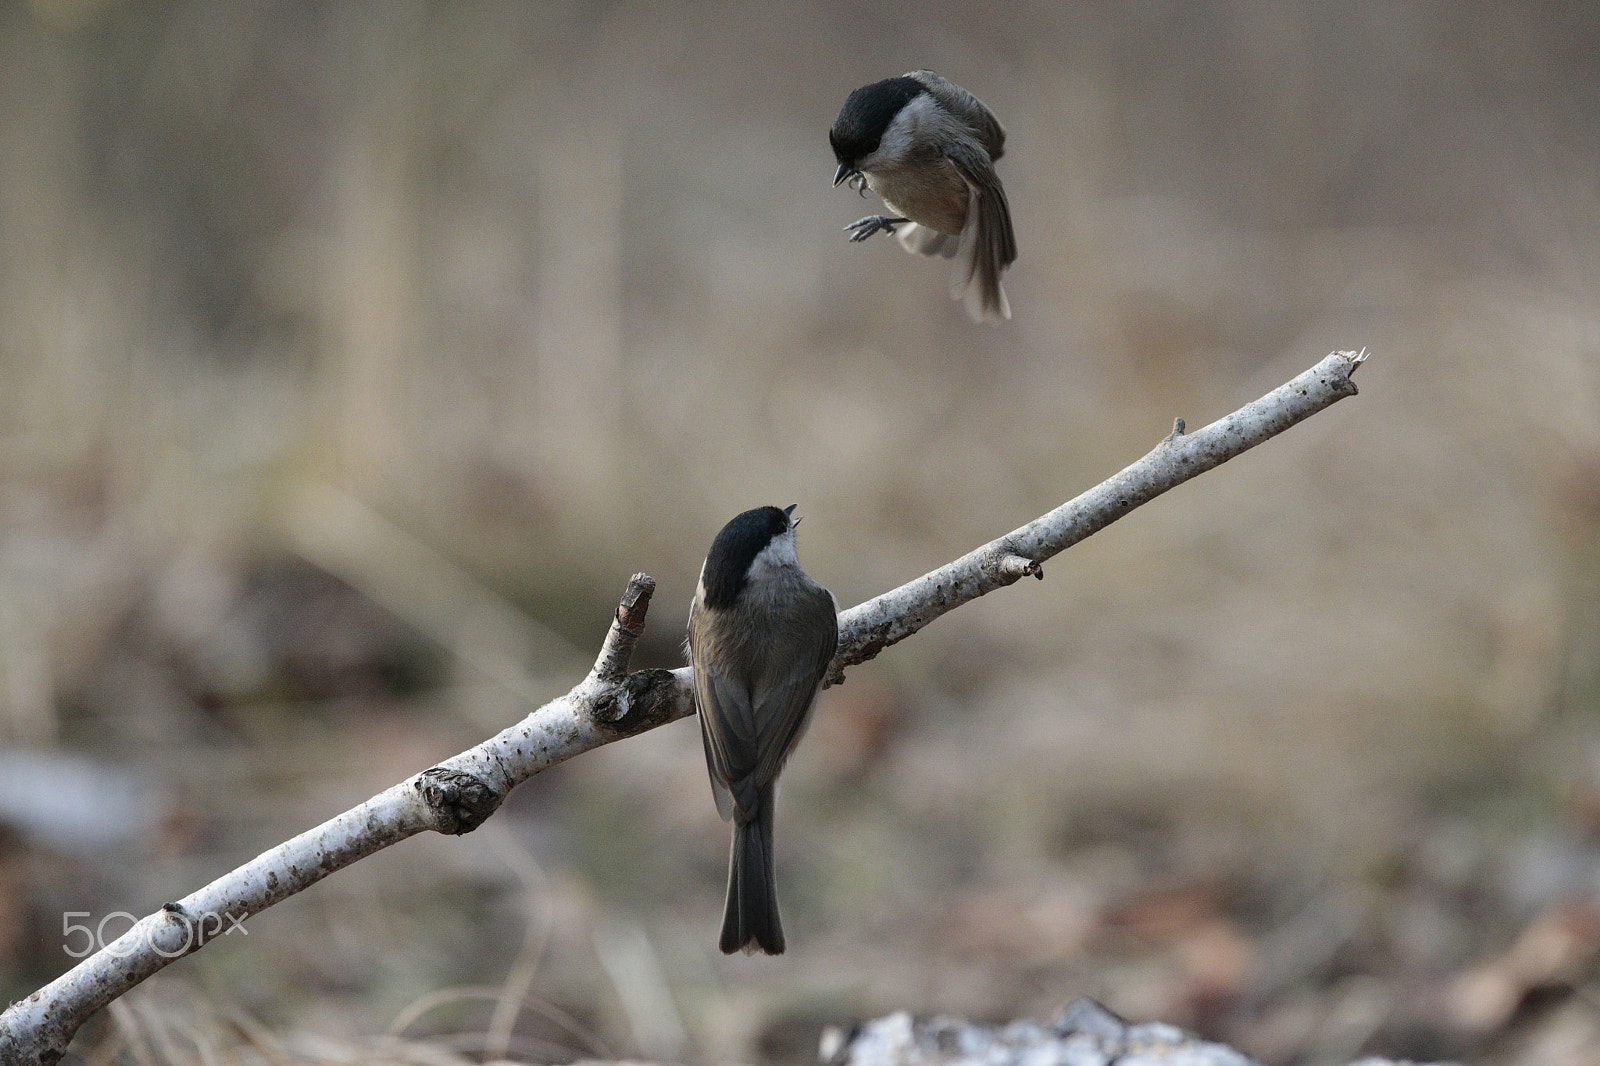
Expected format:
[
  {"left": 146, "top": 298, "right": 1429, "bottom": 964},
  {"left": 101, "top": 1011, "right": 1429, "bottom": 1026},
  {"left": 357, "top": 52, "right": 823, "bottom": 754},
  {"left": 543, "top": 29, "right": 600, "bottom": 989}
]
[{"left": 845, "top": 215, "right": 910, "bottom": 242}]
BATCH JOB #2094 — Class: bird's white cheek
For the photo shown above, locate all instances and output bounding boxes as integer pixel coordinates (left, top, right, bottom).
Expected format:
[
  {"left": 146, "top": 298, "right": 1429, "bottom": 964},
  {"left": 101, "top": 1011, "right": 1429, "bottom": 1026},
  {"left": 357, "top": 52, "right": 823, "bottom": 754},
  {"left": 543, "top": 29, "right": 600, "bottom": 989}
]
[{"left": 750, "top": 533, "right": 798, "bottom": 574}]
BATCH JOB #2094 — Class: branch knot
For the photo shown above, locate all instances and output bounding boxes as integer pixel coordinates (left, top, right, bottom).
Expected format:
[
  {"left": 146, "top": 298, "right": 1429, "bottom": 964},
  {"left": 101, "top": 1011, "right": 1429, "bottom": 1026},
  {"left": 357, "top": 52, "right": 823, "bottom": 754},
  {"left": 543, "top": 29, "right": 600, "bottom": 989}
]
[
  {"left": 592, "top": 668, "right": 690, "bottom": 734},
  {"left": 416, "top": 768, "right": 503, "bottom": 835},
  {"left": 985, "top": 546, "right": 1044, "bottom": 585}
]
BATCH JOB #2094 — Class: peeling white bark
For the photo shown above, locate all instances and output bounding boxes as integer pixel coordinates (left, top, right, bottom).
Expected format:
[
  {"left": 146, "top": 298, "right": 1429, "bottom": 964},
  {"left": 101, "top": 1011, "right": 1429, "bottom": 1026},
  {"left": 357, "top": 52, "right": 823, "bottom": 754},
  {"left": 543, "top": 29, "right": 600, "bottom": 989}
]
[{"left": 0, "top": 350, "right": 1365, "bottom": 1065}]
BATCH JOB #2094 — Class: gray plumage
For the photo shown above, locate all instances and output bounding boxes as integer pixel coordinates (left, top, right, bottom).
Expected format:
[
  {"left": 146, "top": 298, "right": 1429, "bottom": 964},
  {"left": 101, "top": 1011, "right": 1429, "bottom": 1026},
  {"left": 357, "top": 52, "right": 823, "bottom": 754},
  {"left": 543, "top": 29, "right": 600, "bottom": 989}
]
[
  {"left": 831, "top": 69, "right": 1017, "bottom": 322},
  {"left": 688, "top": 506, "right": 837, "bottom": 955}
]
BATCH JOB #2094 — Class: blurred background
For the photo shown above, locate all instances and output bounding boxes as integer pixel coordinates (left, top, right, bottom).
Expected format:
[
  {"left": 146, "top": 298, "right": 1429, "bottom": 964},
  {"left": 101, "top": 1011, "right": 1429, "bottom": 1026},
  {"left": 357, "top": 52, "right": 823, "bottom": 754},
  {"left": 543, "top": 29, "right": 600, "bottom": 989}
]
[{"left": 2, "top": 1, "right": 1599, "bottom": 1064}]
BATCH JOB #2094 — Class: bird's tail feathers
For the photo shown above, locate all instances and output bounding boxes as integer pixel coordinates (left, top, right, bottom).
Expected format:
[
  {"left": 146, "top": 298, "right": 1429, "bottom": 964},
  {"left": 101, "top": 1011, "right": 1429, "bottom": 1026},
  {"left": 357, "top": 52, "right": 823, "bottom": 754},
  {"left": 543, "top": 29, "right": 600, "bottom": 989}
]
[{"left": 720, "top": 802, "right": 783, "bottom": 955}]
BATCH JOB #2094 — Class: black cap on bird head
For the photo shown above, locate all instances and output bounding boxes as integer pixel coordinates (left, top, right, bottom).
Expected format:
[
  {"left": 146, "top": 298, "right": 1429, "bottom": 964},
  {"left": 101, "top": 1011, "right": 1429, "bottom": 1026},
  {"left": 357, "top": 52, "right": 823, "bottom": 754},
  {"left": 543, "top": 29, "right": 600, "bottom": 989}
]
[
  {"left": 701, "top": 505, "right": 799, "bottom": 610},
  {"left": 830, "top": 75, "right": 927, "bottom": 181}
]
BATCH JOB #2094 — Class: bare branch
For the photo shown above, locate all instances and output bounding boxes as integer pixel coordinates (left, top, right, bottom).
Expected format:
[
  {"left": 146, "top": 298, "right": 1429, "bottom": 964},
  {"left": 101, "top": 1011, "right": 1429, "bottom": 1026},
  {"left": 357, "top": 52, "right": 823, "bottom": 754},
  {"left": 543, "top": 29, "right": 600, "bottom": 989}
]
[
  {"left": 0, "top": 350, "right": 1364, "bottom": 1066},
  {"left": 831, "top": 349, "right": 1365, "bottom": 673}
]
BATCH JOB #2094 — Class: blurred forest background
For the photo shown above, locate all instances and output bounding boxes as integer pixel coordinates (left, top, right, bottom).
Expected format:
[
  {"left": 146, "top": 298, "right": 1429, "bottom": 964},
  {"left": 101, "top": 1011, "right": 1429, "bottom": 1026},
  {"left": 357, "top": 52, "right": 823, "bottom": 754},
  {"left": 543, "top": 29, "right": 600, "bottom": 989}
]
[{"left": 2, "top": 1, "right": 1600, "bottom": 1064}]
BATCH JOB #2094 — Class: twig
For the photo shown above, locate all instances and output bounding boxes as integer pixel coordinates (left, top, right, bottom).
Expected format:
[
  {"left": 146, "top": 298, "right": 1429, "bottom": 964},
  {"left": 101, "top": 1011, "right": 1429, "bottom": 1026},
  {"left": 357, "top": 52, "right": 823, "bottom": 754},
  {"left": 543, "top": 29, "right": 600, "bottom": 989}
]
[{"left": 0, "top": 350, "right": 1365, "bottom": 1065}]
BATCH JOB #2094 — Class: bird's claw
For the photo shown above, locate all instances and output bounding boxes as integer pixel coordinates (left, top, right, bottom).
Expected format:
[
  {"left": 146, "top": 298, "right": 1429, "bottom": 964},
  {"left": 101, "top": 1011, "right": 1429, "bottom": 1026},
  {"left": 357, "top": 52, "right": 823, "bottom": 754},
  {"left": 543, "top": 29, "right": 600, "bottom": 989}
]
[{"left": 844, "top": 215, "right": 905, "bottom": 242}]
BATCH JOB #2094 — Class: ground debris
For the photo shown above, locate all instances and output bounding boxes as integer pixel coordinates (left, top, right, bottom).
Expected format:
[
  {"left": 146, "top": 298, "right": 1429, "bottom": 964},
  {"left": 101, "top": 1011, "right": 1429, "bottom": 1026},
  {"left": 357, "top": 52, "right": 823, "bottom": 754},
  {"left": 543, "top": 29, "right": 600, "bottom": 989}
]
[{"left": 818, "top": 1000, "right": 1461, "bottom": 1066}]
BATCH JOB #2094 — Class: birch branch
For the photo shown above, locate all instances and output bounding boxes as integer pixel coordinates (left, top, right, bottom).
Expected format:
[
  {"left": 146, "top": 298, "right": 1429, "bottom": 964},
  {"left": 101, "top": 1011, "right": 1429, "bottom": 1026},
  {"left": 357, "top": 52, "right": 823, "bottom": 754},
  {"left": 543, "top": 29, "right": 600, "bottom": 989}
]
[
  {"left": 831, "top": 348, "right": 1367, "bottom": 674},
  {"left": 0, "top": 349, "right": 1365, "bottom": 1066}
]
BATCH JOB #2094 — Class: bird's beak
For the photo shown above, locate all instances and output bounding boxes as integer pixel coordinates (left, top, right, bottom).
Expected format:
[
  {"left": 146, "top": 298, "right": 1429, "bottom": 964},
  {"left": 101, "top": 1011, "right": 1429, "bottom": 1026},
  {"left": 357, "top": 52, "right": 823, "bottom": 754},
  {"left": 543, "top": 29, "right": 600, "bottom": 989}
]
[
  {"left": 833, "top": 163, "right": 858, "bottom": 188},
  {"left": 783, "top": 503, "right": 800, "bottom": 529}
]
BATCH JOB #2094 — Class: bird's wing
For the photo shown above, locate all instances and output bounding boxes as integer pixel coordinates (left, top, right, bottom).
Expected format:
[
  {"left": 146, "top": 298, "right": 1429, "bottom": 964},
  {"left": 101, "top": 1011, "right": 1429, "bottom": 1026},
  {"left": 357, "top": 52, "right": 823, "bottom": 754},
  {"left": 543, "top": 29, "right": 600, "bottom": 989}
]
[
  {"left": 896, "top": 221, "right": 960, "bottom": 259},
  {"left": 906, "top": 69, "right": 1007, "bottom": 161},
  {"left": 943, "top": 139, "right": 1016, "bottom": 264},
  {"left": 749, "top": 587, "right": 839, "bottom": 787},
  {"left": 696, "top": 662, "right": 752, "bottom": 821},
  {"left": 690, "top": 603, "right": 747, "bottom": 821},
  {"left": 943, "top": 139, "right": 1017, "bottom": 321}
]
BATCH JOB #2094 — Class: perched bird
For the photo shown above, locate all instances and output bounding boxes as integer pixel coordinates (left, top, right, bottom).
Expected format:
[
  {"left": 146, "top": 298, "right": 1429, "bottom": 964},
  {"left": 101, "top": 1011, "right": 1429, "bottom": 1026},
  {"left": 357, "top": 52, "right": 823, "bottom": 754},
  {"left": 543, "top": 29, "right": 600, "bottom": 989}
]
[
  {"left": 830, "top": 69, "right": 1017, "bottom": 322},
  {"left": 688, "top": 505, "right": 838, "bottom": 955}
]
